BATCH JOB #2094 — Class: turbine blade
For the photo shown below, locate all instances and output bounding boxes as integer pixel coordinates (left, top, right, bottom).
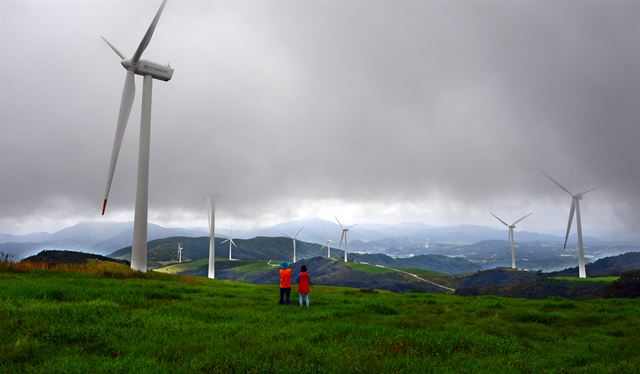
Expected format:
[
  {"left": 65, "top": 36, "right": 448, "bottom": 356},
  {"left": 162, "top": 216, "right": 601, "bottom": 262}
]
[
  {"left": 540, "top": 170, "right": 573, "bottom": 196},
  {"left": 231, "top": 239, "right": 237, "bottom": 248},
  {"left": 294, "top": 226, "right": 304, "bottom": 239},
  {"left": 282, "top": 233, "right": 292, "bottom": 239},
  {"left": 512, "top": 212, "right": 533, "bottom": 226},
  {"left": 221, "top": 239, "right": 229, "bottom": 244},
  {"left": 131, "top": 0, "right": 168, "bottom": 63},
  {"left": 335, "top": 216, "right": 343, "bottom": 228},
  {"left": 564, "top": 199, "right": 576, "bottom": 249},
  {"left": 347, "top": 224, "right": 357, "bottom": 230},
  {"left": 101, "top": 36, "right": 126, "bottom": 60},
  {"left": 102, "top": 70, "right": 135, "bottom": 215},
  {"left": 490, "top": 213, "right": 509, "bottom": 227}
]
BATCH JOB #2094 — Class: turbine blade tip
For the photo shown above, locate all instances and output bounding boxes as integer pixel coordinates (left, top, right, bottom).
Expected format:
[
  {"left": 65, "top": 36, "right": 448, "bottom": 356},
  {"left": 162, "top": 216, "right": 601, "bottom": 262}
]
[{"left": 101, "top": 199, "right": 108, "bottom": 215}]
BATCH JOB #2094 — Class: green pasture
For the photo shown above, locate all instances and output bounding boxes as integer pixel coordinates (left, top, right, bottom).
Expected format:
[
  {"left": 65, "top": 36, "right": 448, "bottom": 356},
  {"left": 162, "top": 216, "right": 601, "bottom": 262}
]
[{"left": 0, "top": 262, "right": 638, "bottom": 373}]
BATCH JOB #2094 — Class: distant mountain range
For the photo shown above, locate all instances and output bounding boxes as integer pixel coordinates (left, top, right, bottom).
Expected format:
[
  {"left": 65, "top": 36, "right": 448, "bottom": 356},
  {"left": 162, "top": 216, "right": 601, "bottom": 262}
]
[
  {"left": 2, "top": 218, "right": 638, "bottom": 265},
  {"left": 0, "top": 221, "right": 206, "bottom": 260},
  {"left": 108, "top": 235, "right": 481, "bottom": 275}
]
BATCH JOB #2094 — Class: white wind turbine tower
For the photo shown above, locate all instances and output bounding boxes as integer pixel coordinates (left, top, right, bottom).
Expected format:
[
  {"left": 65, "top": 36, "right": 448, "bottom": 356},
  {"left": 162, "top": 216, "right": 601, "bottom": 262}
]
[
  {"left": 320, "top": 228, "right": 335, "bottom": 259},
  {"left": 336, "top": 217, "right": 356, "bottom": 263},
  {"left": 221, "top": 229, "right": 237, "bottom": 261},
  {"left": 207, "top": 196, "right": 216, "bottom": 279},
  {"left": 100, "top": 0, "right": 173, "bottom": 272},
  {"left": 177, "top": 243, "right": 183, "bottom": 263},
  {"left": 542, "top": 171, "right": 595, "bottom": 278},
  {"left": 283, "top": 227, "right": 304, "bottom": 263},
  {"left": 490, "top": 212, "right": 532, "bottom": 269}
]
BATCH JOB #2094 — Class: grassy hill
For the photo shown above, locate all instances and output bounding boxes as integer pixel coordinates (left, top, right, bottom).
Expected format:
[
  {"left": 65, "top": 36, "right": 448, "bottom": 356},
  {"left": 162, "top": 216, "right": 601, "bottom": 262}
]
[
  {"left": 165, "top": 257, "right": 453, "bottom": 293},
  {"left": 22, "top": 250, "right": 130, "bottom": 266},
  {"left": 455, "top": 268, "right": 631, "bottom": 300},
  {"left": 0, "top": 262, "right": 639, "bottom": 372},
  {"left": 550, "top": 251, "right": 640, "bottom": 277}
]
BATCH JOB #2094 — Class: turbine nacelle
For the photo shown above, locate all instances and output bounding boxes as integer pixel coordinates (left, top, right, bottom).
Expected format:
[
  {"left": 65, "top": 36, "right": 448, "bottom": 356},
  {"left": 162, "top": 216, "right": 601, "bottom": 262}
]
[{"left": 121, "top": 59, "right": 174, "bottom": 81}]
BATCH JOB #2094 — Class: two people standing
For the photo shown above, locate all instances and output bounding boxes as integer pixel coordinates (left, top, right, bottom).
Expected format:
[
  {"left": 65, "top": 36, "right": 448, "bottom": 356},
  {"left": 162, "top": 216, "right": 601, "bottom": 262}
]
[{"left": 279, "top": 262, "right": 311, "bottom": 307}]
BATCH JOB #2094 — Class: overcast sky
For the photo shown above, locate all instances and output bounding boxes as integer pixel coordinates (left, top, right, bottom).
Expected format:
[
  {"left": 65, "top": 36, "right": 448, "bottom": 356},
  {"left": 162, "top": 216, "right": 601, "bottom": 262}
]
[{"left": 1, "top": 0, "right": 639, "bottom": 239}]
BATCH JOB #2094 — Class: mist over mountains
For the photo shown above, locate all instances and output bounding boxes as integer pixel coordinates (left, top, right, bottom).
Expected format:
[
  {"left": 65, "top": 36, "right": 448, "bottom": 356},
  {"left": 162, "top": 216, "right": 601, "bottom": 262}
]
[{"left": 1, "top": 218, "right": 637, "bottom": 267}]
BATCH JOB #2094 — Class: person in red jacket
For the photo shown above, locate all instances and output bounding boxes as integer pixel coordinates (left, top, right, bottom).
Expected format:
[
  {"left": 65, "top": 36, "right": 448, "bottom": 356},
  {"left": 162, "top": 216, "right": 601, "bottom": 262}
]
[
  {"left": 279, "top": 262, "right": 292, "bottom": 305},
  {"left": 296, "top": 265, "right": 312, "bottom": 307}
]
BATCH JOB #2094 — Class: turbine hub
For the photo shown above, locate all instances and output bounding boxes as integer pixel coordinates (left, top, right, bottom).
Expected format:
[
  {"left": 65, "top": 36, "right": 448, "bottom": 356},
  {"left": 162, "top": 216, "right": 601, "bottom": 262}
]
[{"left": 121, "top": 59, "right": 136, "bottom": 70}]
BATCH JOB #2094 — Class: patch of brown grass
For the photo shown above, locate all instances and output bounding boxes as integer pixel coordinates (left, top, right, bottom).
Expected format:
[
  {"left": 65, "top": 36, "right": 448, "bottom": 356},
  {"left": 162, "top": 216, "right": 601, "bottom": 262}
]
[{"left": 0, "top": 260, "right": 147, "bottom": 278}]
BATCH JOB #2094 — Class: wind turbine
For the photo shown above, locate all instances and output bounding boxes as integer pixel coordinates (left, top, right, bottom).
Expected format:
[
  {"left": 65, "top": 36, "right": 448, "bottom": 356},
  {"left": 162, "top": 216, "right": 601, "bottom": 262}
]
[
  {"left": 207, "top": 196, "right": 216, "bottom": 279},
  {"left": 336, "top": 217, "right": 356, "bottom": 262},
  {"left": 221, "top": 229, "right": 237, "bottom": 261},
  {"left": 490, "top": 212, "right": 532, "bottom": 269},
  {"left": 177, "top": 243, "right": 183, "bottom": 263},
  {"left": 541, "top": 171, "right": 595, "bottom": 278},
  {"left": 100, "top": 0, "right": 173, "bottom": 272},
  {"left": 283, "top": 227, "right": 304, "bottom": 263},
  {"left": 320, "top": 228, "right": 334, "bottom": 259}
]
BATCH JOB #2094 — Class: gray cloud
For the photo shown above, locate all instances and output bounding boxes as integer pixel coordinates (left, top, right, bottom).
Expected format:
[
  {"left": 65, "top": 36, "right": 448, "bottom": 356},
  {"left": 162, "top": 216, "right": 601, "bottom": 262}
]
[{"left": 1, "top": 1, "right": 638, "bottom": 238}]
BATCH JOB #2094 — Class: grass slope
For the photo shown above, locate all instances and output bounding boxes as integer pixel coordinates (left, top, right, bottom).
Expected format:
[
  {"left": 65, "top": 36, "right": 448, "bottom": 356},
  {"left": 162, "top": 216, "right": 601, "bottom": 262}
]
[
  {"left": 1, "top": 262, "right": 639, "bottom": 372},
  {"left": 175, "top": 257, "right": 452, "bottom": 293},
  {"left": 344, "top": 262, "right": 394, "bottom": 274},
  {"left": 551, "top": 276, "right": 620, "bottom": 282},
  {"left": 153, "top": 259, "right": 209, "bottom": 274}
]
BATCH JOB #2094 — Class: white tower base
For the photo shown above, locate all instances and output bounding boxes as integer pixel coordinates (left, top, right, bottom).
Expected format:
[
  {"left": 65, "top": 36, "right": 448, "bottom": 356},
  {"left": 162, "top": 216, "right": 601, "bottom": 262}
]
[
  {"left": 208, "top": 237, "right": 215, "bottom": 279},
  {"left": 509, "top": 228, "right": 516, "bottom": 269},
  {"left": 131, "top": 75, "right": 152, "bottom": 272},
  {"left": 207, "top": 197, "right": 215, "bottom": 279},
  {"left": 576, "top": 199, "right": 587, "bottom": 278}
]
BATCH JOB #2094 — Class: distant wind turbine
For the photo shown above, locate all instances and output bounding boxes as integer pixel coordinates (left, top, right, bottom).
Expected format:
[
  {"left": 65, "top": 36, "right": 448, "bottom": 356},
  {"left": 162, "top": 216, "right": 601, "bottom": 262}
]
[
  {"left": 221, "top": 229, "right": 237, "bottom": 261},
  {"left": 177, "top": 242, "right": 183, "bottom": 263},
  {"left": 283, "top": 227, "right": 304, "bottom": 263},
  {"left": 320, "top": 228, "right": 335, "bottom": 259},
  {"left": 541, "top": 171, "right": 595, "bottom": 278},
  {"left": 336, "top": 217, "right": 356, "bottom": 262},
  {"left": 490, "top": 212, "right": 532, "bottom": 269},
  {"left": 100, "top": 0, "right": 173, "bottom": 272},
  {"left": 207, "top": 195, "right": 216, "bottom": 279}
]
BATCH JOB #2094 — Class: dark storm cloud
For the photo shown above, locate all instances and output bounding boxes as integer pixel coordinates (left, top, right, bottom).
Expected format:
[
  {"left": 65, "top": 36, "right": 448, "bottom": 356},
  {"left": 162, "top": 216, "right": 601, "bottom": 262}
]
[{"left": 1, "top": 1, "right": 638, "bottom": 236}]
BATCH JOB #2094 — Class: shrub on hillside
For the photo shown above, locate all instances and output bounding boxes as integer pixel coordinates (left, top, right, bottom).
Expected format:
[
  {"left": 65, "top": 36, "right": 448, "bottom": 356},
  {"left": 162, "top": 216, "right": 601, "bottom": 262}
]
[{"left": 605, "top": 269, "right": 640, "bottom": 298}]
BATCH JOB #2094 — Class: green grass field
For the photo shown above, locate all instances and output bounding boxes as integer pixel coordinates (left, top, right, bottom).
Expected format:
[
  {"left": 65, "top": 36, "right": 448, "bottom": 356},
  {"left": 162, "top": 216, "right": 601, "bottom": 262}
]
[
  {"left": 346, "top": 262, "right": 394, "bottom": 274},
  {"left": 153, "top": 258, "right": 209, "bottom": 274},
  {"left": 1, "top": 262, "right": 639, "bottom": 373},
  {"left": 551, "top": 276, "right": 620, "bottom": 282},
  {"left": 229, "top": 261, "right": 275, "bottom": 273}
]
